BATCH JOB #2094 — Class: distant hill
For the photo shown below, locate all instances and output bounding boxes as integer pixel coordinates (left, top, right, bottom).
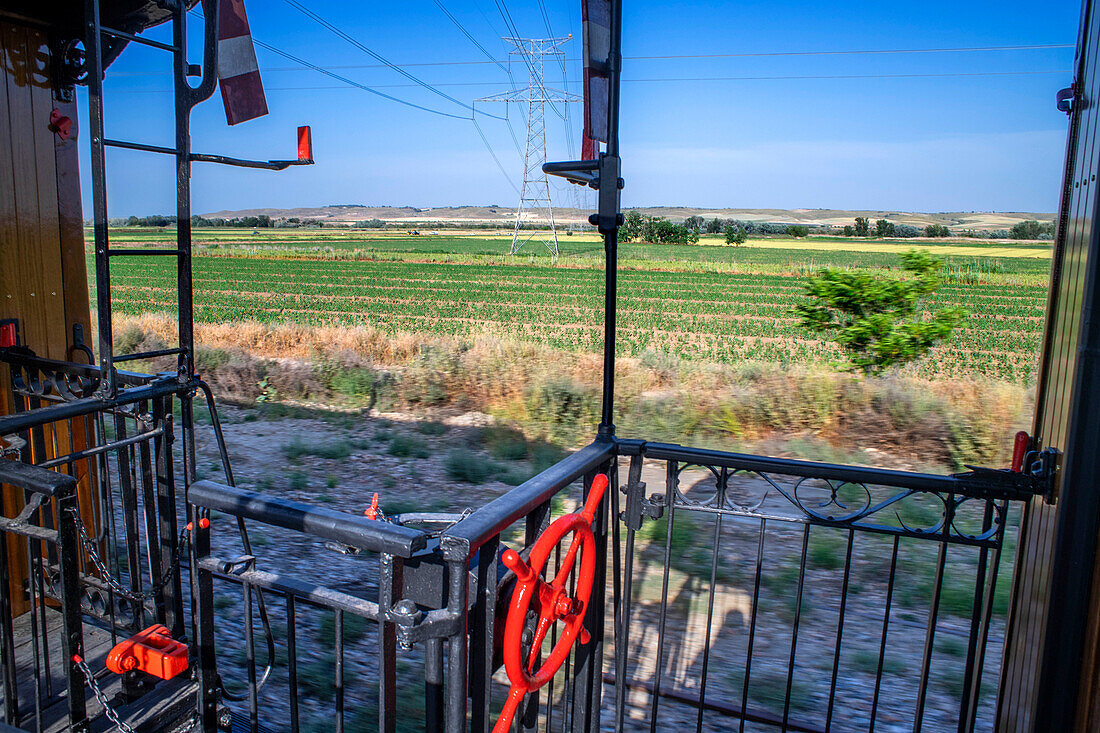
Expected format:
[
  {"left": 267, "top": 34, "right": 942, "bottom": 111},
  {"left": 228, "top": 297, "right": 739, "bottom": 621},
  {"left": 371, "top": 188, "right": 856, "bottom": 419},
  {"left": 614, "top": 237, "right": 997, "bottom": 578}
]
[{"left": 199, "top": 204, "right": 1056, "bottom": 232}]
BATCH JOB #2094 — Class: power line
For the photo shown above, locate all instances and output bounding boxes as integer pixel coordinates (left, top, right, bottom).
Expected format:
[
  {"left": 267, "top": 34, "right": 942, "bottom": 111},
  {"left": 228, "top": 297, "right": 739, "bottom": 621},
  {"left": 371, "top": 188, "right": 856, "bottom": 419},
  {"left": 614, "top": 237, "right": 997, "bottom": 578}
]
[
  {"left": 283, "top": 0, "right": 501, "bottom": 119},
  {"left": 110, "top": 42, "right": 1074, "bottom": 76},
  {"left": 472, "top": 110, "right": 521, "bottom": 194},
  {"left": 250, "top": 39, "right": 472, "bottom": 119},
  {"left": 186, "top": 6, "right": 477, "bottom": 121},
  {"left": 429, "top": 0, "right": 525, "bottom": 157},
  {"left": 110, "top": 67, "right": 1073, "bottom": 94},
  {"left": 431, "top": 0, "right": 509, "bottom": 74}
]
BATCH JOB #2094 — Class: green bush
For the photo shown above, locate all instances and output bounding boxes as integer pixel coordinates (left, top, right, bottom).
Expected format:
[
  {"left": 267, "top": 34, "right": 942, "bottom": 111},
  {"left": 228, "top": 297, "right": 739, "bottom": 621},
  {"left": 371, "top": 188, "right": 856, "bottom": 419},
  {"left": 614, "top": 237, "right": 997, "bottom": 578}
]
[
  {"left": 387, "top": 434, "right": 430, "bottom": 459},
  {"left": 417, "top": 421, "right": 448, "bottom": 436},
  {"left": 524, "top": 378, "right": 599, "bottom": 444},
  {"left": 480, "top": 425, "right": 529, "bottom": 460},
  {"left": 282, "top": 438, "right": 352, "bottom": 461},
  {"left": 445, "top": 452, "right": 493, "bottom": 483}
]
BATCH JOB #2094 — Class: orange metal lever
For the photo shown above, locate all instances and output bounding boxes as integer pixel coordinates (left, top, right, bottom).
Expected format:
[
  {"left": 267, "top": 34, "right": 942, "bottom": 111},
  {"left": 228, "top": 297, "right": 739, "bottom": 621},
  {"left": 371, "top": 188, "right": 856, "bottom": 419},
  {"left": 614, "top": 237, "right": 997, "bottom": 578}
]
[{"left": 106, "top": 625, "right": 189, "bottom": 680}]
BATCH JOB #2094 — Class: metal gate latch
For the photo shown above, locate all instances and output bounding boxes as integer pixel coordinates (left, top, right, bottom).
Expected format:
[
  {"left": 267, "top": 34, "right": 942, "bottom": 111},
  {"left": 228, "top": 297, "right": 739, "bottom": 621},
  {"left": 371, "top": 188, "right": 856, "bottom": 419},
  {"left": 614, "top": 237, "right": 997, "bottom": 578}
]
[
  {"left": 106, "top": 624, "right": 189, "bottom": 680},
  {"left": 492, "top": 473, "right": 610, "bottom": 733}
]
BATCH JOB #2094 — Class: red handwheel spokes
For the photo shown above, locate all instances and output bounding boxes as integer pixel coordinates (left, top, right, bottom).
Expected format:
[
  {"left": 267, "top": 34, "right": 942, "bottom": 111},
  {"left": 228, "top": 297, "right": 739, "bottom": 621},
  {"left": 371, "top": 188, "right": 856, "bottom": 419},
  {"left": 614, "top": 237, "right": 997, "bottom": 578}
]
[{"left": 492, "top": 473, "right": 610, "bottom": 733}]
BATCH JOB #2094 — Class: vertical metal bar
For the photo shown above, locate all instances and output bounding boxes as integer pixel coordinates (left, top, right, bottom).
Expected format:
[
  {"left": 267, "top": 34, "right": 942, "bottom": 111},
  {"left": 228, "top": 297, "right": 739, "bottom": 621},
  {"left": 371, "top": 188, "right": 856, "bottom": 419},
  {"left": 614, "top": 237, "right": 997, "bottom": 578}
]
[
  {"left": 84, "top": 0, "right": 116, "bottom": 396},
  {"left": 957, "top": 503, "right": 994, "bottom": 732},
  {"left": 194, "top": 509, "right": 219, "bottom": 732},
  {"left": 914, "top": 540, "right": 949, "bottom": 732},
  {"left": 694, "top": 469, "right": 727, "bottom": 733},
  {"left": 647, "top": 461, "right": 678, "bottom": 733},
  {"left": 335, "top": 610, "right": 345, "bottom": 733},
  {"left": 0, "top": 517, "right": 17, "bottom": 724},
  {"left": 572, "top": 466, "right": 610, "bottom": 733},
  {"left": 153, "top": 396, "right": 184, "bottom": 638},
  {"left": 379, "top": 554, "right": 400, "bottom": 733},
  {"left": 781, "top": 523, "right": 812, "bottom": 732},
  {"left": 615, "top": 471, "right": 641, "bottom": 733},
  {"left": 545, "top": 540, "right": 562, "bottom": 733},
  {"left": 113, "top": 412, "right": 142, "bottom": 625},
  {"left": 444, "top": 557, "right": 469, "bottom": 733},
  {"left": 26, "top": 537, "right": 42, "bottom": 731},
  {"left": 287, "top": 596, "right": 300, "bottom": 733},
  {"left": 966, "top": 510, "right": 1006, "bottom": 732},
  {"left": 739, "top": 518, "right": 767, "bottom": 733},
  {"left": 136, "top": 405, "right": 165, "bottom": 624},
  {"left": 173, "top": 0, "right": 202, "bottom": 386},
  {"left": 471, "top": 535, "right": 500, "bottom": 732},
  {"left": 58, "top": 497, "right": 88, "bottom": 732},
  {"left": 869, "top": 537, "right": 901, "bottom": 733},
  {"left": 244, "top": 583, "right": 258, "bottom": 733},
  {"left": 425, "top": 637, "right": 444, "bottom": 733},
  {"left": 522, "top": 500, "right": 551, "bottom": 730},
  {"left": 824, "top": 529, "right": 855, "bottom": 732},
  {"left": 597, "top": 0, "right": 623, "bottom": 437}
]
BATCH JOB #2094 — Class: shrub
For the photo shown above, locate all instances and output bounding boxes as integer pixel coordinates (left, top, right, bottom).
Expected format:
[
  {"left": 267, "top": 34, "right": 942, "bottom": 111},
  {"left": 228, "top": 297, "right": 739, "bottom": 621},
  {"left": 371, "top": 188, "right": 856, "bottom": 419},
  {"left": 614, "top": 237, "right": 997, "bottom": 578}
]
[
  {"left": 796, "top": 250, "right": 967, "bottom": 375},
  {"left": 480, "top": 425, "right": 529, "bottom": 460},
  {"left": 387, "top": 434, "right": 430, "bottom": 459},
  {"left": 1009, "top": 220, "right": 1055, "bottom": 240},
  {"left": 725, "top": 225, "right": 747, "bottom": 246},
  {"left": 787, "top": 225, "right": 809, "bottom": 238},
  {"left": 924, "top": 224, "right": 951, "bottom": 238},
  {"left": 282, "top": 438, "right": 352, "bottom": 461},
  {"left": 524, "top": 378, "right": 599, "bottom": 444},
  {"left": 445, "top": 452, "right": 493, "bottom": 483},
  {"left": 417, "top": 421, "right": 448, "bottom": 436}
]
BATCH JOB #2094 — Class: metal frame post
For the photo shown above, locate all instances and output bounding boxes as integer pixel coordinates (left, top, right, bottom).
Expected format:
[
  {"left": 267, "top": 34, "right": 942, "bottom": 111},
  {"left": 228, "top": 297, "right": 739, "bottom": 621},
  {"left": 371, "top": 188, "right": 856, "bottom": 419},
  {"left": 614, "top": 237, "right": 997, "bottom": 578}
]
[
  {"left": 84, "top": 0, "right": 116, "bottom": 398},
  {"left": 597, "top": 0, "right": 623, "bottom": 439}
]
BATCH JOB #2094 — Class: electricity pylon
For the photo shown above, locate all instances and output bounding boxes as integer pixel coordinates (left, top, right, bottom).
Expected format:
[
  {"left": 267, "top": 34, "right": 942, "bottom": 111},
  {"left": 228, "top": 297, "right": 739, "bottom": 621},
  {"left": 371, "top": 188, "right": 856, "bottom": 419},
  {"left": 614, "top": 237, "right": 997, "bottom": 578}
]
[{"left": 477, "top": 37, "right": 579, "bottom": 256}]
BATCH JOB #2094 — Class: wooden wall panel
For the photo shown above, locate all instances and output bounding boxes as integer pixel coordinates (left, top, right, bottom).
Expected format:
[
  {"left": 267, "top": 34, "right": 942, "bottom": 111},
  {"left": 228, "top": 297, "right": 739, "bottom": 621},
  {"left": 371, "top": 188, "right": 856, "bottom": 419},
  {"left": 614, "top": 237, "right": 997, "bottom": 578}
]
[
  {"left": 0, "top": 19, "right": 93, "bottom": 617},
  {"left": 999, "top": 1, "right": 1100, "bottom": 728}
]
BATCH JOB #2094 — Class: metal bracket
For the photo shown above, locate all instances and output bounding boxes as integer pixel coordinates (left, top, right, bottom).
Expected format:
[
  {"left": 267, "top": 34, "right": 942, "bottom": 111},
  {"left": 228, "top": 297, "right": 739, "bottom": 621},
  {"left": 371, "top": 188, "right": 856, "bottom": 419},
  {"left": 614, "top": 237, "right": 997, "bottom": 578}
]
[
  {"left": 950, "top": 447, "right": 1060, "bottom": 503},
  {"left": 620, "top": 455, "right": 662, "bottom": 531},
  {"left": 542, "top": 153, "right": 624, "bottom": 233},
  {"left": 1057, "top": 85, "right": 1075, "bottom": 115}
]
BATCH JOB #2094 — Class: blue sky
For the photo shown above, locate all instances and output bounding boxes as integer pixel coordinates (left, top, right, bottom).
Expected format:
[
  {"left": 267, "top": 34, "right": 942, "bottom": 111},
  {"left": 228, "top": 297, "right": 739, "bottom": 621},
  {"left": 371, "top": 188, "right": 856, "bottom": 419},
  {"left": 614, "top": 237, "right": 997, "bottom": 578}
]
[{"left": 80, "top": 0, "right": 1080, "bottom": 216}]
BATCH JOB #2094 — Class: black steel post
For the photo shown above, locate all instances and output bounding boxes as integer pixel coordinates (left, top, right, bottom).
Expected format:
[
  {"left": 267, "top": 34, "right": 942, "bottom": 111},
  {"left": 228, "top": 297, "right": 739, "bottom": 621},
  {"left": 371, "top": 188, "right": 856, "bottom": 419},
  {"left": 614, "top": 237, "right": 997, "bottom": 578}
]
[
  {"left": 84, "top": 0, "right": 116, "bottom": 397},
  {"left": 444, "top": 557, "right": 469, "bottom": 733},
  {"left": 425, "top": 637, "right": 444, "bottom": 732},
  {"left": 0, "top": 516, "right": 16, "bottom": 725},
  {"left": 571, "top": 464, "right": 612, "bottom": 732},
  {"left": 379, "top": 554, "right": 399, "bottom": 733},
  {"left": 596, "top": 0, "right": 624, "bottom": 439},
  {"left": 194, "top": 509, "right": 219, "bottom": 732},
  {"left": 58, "top": 492, "right": 88, "bottom": 731},
  {"left": 153, "top": 395, "right": 185, "bottom": 639}
]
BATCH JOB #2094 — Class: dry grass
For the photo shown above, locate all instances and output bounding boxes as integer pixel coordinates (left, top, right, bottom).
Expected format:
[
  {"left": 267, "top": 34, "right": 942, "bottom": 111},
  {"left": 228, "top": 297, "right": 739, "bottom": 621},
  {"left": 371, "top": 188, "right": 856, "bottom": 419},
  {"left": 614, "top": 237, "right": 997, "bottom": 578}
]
[{"left": 114, "top": 315, "right": 1029, "bottom": 469}]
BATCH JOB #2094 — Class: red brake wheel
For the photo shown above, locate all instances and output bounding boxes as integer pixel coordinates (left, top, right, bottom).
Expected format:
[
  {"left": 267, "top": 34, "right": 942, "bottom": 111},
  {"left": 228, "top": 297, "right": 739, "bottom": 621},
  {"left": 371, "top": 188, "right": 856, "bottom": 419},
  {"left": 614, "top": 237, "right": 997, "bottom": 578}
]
[{"left": 491, "top": 473, "right": 609, "bottom": 733}]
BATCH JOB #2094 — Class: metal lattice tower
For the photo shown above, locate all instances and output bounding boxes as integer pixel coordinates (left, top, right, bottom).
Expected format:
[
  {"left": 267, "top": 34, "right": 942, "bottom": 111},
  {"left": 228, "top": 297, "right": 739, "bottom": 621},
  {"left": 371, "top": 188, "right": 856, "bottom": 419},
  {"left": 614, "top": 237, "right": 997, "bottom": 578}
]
[{"left": 477, "top": 37, "right": 579, "bottom": 256}]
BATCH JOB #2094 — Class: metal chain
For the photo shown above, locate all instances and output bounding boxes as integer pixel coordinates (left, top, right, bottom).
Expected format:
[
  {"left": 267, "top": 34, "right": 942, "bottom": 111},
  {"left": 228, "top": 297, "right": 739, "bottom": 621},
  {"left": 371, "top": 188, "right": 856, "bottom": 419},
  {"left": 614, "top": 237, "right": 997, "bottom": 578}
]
[
  {"left": 73, "top": 655, "right": 137, "bottom": 733},
  {"left": 69, "top": 509, "right": 185, "bottom": 603}
]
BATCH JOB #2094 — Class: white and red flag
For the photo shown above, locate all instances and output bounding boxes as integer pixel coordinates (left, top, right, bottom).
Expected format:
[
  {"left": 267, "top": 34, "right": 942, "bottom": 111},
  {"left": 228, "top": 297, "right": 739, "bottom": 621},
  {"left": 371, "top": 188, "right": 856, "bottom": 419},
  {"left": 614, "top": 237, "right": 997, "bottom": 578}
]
[
  {"left": 582, "top": 0, "right": 611, "bottom": 144},
  {"left": 217, "top": 0, "right": 268, "bottom": 125}
]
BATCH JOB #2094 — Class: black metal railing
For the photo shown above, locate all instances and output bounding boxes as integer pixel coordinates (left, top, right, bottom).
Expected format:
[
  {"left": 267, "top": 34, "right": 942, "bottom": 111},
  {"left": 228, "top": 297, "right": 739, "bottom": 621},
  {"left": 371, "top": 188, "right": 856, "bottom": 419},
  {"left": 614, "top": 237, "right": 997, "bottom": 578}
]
[
  {"left": 0, "top": 348, "right": 1039, "bottom": 733},
  {"left": 0, "top": 350, "right": 193, "bottom": 731},
  {"left": 610, "top": 440, "right": 1023, "bottom": 733}
]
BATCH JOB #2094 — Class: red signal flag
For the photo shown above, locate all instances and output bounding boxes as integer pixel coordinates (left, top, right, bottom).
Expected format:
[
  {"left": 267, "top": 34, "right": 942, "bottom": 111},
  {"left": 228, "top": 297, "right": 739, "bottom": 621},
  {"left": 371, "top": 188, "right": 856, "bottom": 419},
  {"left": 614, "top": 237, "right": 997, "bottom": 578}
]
[
  {"left": 218, "top": 0, "right": 268, "bottom": 125},
  {"left": 581, "top": 0, "right": 611, "bottom": 144}
]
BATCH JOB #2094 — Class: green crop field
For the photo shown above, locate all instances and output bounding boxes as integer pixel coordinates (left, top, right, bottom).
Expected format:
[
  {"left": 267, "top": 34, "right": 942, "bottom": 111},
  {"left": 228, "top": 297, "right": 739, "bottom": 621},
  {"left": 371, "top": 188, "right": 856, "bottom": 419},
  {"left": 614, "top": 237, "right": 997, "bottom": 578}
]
[{"left": 98, "top": 229, "right": 1050, "bottom": 384}]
